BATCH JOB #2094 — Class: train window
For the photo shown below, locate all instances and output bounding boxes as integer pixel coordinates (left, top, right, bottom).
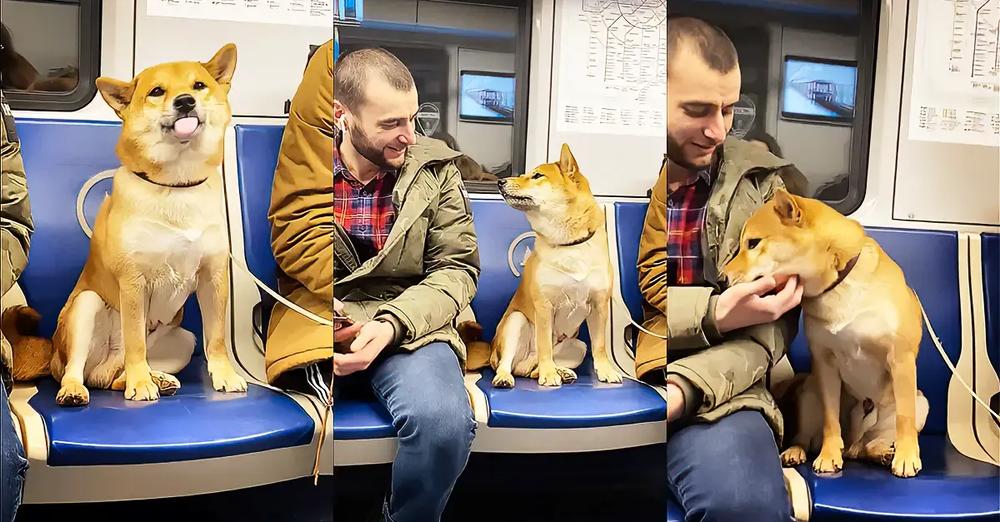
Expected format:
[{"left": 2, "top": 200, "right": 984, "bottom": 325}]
[
  {"left": 335, "top": 0, "right": 530, "bottom": 193},
  {"left": 0, "top": 0, "right": 101, "bottom": 111},
  {"left": 670, "top": 0, "right": 879, "bottom": 214}
]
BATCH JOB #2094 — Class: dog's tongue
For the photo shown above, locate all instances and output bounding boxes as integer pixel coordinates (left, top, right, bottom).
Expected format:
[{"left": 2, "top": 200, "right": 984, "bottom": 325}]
[{"left": 173, "top": 117, "right": 199, "bottom": 139}]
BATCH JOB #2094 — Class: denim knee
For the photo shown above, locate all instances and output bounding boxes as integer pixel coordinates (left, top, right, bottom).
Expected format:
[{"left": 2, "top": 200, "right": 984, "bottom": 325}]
[
  {"left": 692, "top": 478, "right": 790, "bottom": 522},
  {"left": 397, "top": 391, "right": 475, "bottom": 454}
]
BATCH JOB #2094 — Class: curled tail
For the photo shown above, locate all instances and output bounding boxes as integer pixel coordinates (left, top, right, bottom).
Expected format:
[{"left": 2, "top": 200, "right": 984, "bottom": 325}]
[
  {"left": 458, "top": 321, "right": 492, "bottom": 372},
  {"left": 1, "top": 305, "right": 53, "bottom": 381}
]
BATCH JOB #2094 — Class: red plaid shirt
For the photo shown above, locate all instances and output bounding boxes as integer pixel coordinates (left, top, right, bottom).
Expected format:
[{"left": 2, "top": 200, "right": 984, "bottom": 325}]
[
  {"left": 666, "top": 170, "right": 711, "bottom": 286},
  {"left": 333, "top": 144, "right": 397, "bottom": 261}
]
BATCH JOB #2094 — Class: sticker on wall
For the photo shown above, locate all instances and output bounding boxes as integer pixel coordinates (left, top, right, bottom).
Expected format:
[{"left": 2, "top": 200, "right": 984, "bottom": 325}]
[
  {"left": 415, "top": 102, "right": 441, "bottom": 137},
  {"left": 730, "top": 94, "right": 757, "bottom": 139}
]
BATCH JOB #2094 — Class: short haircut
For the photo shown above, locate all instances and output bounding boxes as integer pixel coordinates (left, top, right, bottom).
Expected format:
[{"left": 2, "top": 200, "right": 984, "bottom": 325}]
[
  {"left": 667, "top": 17, "right": 739, "bottom": 75},
  {"left": 334, "top": 47, "right": 415, "bottom": 111}
]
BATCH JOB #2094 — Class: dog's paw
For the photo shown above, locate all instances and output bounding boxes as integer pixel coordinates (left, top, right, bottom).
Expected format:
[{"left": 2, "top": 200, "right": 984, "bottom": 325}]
[
  {"left": 594, "top": 361, "right": 622, "bottom": 384},
  {"left": 56, "top": 382, "right": 90, "bottom": 406},
  {"left": 150, "top": 371, "right": 181, "bottom": 396},
  {"left": 844, "top": 442, "right": 862, "bottom": 460},
  {"left": 492, "top": 371, "right": 515, "bottom": 388},
  {"left": 125, "top": 373, "right": 160, "bottom": 401},
  {"left": 537, "top": 366, "right": 563, "bottom": 387},
  {"left": 891, "top": 441, "right": 921, "bottom": 478},
  {"left": 555, "top": 366, "right": 577, "bottom": 384},
  {"left": 781, "top": 446, "right": 807, "bottom": 467},
  {"left": 208, "top": 364, "right": 248, "bottom": 393},
  {"left": 812, "top": 448, "right": 844, "bottom": 474}
]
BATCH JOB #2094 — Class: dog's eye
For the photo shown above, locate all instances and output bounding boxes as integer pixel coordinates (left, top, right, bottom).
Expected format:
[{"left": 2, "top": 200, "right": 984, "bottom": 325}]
[
  {"left": 531, "top": 173, "right": 543, "bottom": 180},
  {"left": 148, "top": 86, "right": 165, "bottom": 97},
  {"left": 193, "top": 81, "right": 207, "bottom": 90},
  {"left": 747, "top": 238, "right": 762, "bottom": 249}
]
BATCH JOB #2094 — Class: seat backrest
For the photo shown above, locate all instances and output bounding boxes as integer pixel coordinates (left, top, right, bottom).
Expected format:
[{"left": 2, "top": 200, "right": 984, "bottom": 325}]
[
  {"left": 983, "top": 233, "right": 999, "bottom": 373},
  {"left": 16, "top": 119, "right": 203, "bottom": 352},
  {"left": 613, "top": 202, "right": 648, "bottom": 324}
]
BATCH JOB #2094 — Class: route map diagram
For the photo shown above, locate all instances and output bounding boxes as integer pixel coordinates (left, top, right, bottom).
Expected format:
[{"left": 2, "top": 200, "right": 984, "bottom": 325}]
[
  {"left": 556, "top": 0, "right": 666, "bottom": 136},
  {"left": 909, "top": 0, "right": 999, "bottom": 147}
]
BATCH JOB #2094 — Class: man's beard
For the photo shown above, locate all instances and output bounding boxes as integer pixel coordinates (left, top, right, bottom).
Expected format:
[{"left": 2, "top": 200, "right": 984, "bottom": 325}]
[
  {"left": 347, "top": 120, "right": 398, "bottom": 170},
  {"left": 667, "top": 132, "right": 716, "bottom": 171}
]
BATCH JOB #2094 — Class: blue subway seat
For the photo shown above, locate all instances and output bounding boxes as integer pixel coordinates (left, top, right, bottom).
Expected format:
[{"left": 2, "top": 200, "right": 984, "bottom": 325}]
[
  {"left": 15, "top": 119, "right": 315, "bottom": 467},
  {"left": 982, "top": 233, "right": 999, "bottom": 375}
]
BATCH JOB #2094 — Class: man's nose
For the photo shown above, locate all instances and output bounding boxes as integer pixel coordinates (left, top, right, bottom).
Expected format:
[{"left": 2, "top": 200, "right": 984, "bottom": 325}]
[
  {"left": 398, "top": 120, "right": 416, "bottom": 145},
  {"left": 173, "top": 94, "right": 196, "bottom": 114},
  {"left": 704, "top": 111, "right": 726, "bottom": 142}
]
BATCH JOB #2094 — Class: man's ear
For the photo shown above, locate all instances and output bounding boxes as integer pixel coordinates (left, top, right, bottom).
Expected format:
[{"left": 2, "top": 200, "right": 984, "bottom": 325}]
[
  {"left": 95, "top": 76, "right": 135, "bottom": 116},
  {"left": 772, "top": 188, "right": 802, "bottom": 226}
]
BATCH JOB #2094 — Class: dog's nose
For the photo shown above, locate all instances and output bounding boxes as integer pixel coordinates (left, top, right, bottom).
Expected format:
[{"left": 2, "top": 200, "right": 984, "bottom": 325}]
[{"left": 173, "top": 94, "right": 196, "bottom": 114}]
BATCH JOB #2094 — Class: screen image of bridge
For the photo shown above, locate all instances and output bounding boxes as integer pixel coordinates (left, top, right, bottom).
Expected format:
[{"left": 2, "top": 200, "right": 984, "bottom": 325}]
[{"left": 782, "top": 58, "right": 857, "bottom": 119}]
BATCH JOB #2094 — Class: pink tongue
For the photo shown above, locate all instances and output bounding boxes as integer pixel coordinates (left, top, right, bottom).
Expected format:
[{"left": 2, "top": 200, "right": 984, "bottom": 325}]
[{"left": 173, "top": 117, "right": 199, "bottom": 139}]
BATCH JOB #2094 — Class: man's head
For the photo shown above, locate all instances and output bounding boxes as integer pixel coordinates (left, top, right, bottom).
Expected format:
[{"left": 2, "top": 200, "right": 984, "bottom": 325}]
[
  {"left": 334, "top": 48, "right": 418, "bottom": 171},
  {"left": 667, "top": 17, "right": 741, "bottom": 171}
]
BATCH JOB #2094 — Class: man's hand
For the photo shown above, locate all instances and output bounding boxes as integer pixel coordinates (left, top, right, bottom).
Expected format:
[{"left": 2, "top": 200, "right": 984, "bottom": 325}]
[
  {"left": 666, "top": 382, "right": 686, "bottom": 423},
  {"left": 333, "top": 319, "right": 395, "bottom": 376},
  {"left": 334, "top": 298, "right": 362, "bottom": 344},
  {"left": 714, "top": 275, "right": 804, "bottom": 334}
]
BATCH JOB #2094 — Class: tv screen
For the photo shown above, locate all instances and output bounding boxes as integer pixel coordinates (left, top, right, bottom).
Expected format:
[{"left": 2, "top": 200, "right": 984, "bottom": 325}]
[
  {"left": 459, "top": 70, "right": 515, "bottom": 123},
  {"left": 781, "top": 56, "right": 857, "bottom": 124}
]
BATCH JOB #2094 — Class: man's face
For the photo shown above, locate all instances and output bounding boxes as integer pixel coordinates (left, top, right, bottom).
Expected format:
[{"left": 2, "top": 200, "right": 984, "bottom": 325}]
[
  {"left": 336, "top": 75, "right": 419, "bottom": 171},
  {"left": 666, "top": 43, "right": 741, "bottom": 171}
]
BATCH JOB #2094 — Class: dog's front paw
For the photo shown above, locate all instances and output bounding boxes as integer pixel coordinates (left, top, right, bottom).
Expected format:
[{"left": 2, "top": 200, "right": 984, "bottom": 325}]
[
  {"left": 150, "top": 371, "right": 181, "bottom": 396},
  {"left": 813, "top": 447, "right": 844, "bottom": 474},
  {"left": 594, "top": 361, "right": 622, "bottom": 384},
  {"left": 781, "top": 446, "right": 808, "bottom": 467},
  {"left": 492, "top": 371, "right": 515, "bottom": 388},
  {"left": 56, "top": 381, "right": 90, "bottom": 406},
  {"left": 208, "top": 363, "right": 248, "bottom": 393},
  {"left": 537, "top": 366, "right": 563, "bottom": 387},
  {"left": 891, "top": 440, "right": 921, "bottom": 478},
  {"left": 125, "top": 372, "right": 160, "bottom": 401},
  {"left": 555, "top": 366, "right": 577, "bottom": 384}
]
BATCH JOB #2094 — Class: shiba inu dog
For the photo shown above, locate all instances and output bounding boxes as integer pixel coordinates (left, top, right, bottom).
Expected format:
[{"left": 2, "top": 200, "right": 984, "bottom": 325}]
[
  {"left": 2, "top": 44, "right": 248, "bottom": 405},
  {"left": 462, "top": 144, "right": 622, "bottom": 388},
  {"left": 722, "top": 189, "right": 926, "bottom": 477}
]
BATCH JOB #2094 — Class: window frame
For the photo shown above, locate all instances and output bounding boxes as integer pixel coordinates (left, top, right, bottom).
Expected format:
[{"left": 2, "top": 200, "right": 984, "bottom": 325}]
[
  {"left": 3, "top": 0, "right": 102, "bottom": 112},
  {"left": 335, "top": 0, "right": 532, "bottom": 194}
]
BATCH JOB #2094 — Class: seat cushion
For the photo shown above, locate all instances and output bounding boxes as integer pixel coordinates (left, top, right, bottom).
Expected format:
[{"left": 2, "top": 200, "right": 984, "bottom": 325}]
[
  {"left": 983, "top": 233, "right": 999, "bottom": 373},
  {"left": 27, "top": 357, "right": 314, "bottom": 466},
  {"left": 332, "top": 380, "right": 395, "bottom": 440},
  {"left": 800, "top": 435, "right": 999, "bottom": 520}
]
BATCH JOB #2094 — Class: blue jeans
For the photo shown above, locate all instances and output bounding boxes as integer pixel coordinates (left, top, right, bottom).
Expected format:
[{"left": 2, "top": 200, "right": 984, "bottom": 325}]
[
  {"left": 1, "top": 379, "right": 28, "bottom": 522},
  {"left": 667, "top": 410, "right": 791, "bottom": 522},
  {"left": 369, "top": 342, "right": 475, "bottom": 522}
]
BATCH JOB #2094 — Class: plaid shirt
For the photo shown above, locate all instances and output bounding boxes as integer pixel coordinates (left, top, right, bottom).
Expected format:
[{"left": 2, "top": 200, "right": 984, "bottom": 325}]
[
  {"left": 333, "top": 142, "right": 398, "bottom": 261},
  {"left": 666, "top": 170, "right": 711, "bottom": 286}
]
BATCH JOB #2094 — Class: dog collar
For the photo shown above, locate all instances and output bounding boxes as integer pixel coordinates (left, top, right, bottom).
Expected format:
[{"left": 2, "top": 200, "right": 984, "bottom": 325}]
[
  {"left": 553, "top": 228, "right": 596, "bottom": 247},
  {"left": 132, "top": 171, "right": 208, "bottom": 188},
  {"left": 819, "top": 253, "right": 861, "bottom": 295}
]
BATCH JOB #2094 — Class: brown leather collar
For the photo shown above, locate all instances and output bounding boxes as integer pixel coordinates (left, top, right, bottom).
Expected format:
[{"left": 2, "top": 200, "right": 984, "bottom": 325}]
[
  {"left": 819, "top": 253, "right": 861, "bottom": 295},
  {"left": 552, "top": 228, "right": 596, "bottom": 247},
  {"left": 132, "top": 171, "right": 208, "bottom": 188}
]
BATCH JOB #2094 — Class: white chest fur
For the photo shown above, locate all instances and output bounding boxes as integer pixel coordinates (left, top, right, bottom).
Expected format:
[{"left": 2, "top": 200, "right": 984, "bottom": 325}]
[
  {"left": 534, "top": 240, "right": 611, "bottom": 338},
  {"left": 113, "top": 169, "right": 227, "bottom": 327}
]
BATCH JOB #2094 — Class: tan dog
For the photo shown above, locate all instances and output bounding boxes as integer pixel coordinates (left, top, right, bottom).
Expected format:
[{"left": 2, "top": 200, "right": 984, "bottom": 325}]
[
  {"left": 722, "top": 189, "right": 926, "bottom": 477},
  {"left": 3, "top": 44, "right": 248, "bottom": 405},
  {"left": 463, "top": 144, "right": 622, "bottom": 388}
]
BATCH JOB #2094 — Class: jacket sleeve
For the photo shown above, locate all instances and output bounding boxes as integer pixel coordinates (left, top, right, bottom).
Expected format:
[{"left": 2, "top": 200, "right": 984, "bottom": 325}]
[
  {"left": 637, "top": 160, "right": 667, "bottom": 314},
  {"left": 1, "top": 96, "right": 34, "bottom": 297},
  {"left": 268, "top": 41, "right": 334, "bottom": 303},
  {"left": 666, "top": 172, "right": 798, "bottom": 418},
  {"left": 377, "top": 163, "right": 480, "bottom": 346}
]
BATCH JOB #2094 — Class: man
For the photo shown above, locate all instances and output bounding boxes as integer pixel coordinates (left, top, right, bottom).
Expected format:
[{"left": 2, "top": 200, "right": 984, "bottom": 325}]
[
  {"left": 266, "top": 43, "right": 478, "bottom": 522},
  {"left": 1, "top": 91, "right": 33, "bottom": 522},
  {"left": 635, "top": 18, "right": 807, "bottom": 521}
]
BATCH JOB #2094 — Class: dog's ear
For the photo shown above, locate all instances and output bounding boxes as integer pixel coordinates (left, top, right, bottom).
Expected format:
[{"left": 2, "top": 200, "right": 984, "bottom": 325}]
[
  {"left": 772, "top": 188, "right": 802, "bottom": 226},
  {"left": 559, "top": 143, "right": 579, "bottom": 177},
  {"left": 203, "top": 43, "right": 238, "bottom": 88},
  {"left": 95, "top": 77, "right": 135, "bottom": 116}
]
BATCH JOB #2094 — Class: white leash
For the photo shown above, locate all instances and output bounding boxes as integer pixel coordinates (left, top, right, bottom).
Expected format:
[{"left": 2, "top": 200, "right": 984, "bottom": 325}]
[
  {"left": 920, "top": 300, "right": 1000, "bottom": 422},
  {"left": 229, "top": 254, "right": 334, "bottom": 327}
]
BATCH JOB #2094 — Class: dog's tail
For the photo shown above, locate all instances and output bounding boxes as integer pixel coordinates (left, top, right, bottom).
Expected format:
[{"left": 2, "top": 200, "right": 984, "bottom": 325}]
[
  {"left": 2, "top": 305, "right": 53, "bottom": 381},
  {"left": 458, "top": 321, "right": 492, "bottom": 372}
]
